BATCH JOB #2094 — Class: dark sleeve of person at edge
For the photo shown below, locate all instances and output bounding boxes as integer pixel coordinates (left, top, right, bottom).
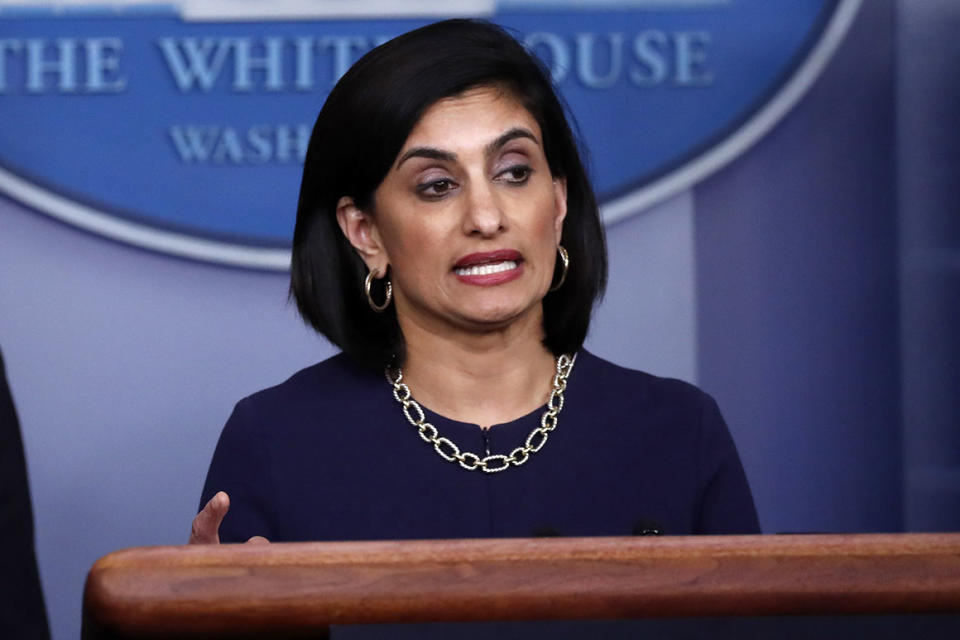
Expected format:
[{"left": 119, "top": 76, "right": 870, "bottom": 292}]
[{"left": 0, "top": 349, "right": 51, "bottom": 640}]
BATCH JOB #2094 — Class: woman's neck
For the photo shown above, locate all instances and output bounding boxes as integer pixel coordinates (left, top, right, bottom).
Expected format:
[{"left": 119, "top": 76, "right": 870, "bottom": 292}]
[{"left": 397, "top": 314, "right": 559, "bottom": 428}]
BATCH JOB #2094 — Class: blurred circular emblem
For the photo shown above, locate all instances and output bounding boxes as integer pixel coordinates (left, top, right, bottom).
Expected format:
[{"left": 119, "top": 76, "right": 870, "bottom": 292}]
[{"left": 0, "top": 0, "right": 860, "bottom": 269}]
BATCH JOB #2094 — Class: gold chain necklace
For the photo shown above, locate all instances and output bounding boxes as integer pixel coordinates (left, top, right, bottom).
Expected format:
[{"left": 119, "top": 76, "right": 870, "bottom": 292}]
[{"left": 385, "top": 354, "right": 577, "bottom": 473}]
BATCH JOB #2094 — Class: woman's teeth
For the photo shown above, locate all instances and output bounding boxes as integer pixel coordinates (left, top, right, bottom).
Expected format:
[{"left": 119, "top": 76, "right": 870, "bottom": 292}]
[{"left": 454, "top": 260, "right": 518, "bottom": 276}]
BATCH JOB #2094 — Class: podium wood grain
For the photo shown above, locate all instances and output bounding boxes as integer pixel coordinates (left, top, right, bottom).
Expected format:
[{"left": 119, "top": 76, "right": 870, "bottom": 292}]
[{"left": 83, "top": 533, "right": 960, "bottom": 638}]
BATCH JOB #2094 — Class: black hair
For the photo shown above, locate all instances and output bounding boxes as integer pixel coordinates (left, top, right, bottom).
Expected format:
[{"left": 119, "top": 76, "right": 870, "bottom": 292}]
[{"left": 290, "top": 19, "right": 607, "bottom": 370}]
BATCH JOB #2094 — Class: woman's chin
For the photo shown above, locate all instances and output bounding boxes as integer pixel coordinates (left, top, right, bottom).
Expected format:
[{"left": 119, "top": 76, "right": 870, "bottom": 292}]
[{"left": 453, "top": 302, "right": 543, "bottom": 334}]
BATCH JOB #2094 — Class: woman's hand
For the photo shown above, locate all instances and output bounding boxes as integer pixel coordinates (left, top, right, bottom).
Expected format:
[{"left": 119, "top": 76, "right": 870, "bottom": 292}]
[{"left": 189, "top": 491, "right": 270, "bottom": 544}]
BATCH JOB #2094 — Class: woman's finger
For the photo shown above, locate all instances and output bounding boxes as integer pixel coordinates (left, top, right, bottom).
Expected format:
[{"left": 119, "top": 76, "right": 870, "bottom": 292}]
[
  {"left": 189, "top": 491, "right": 229, "bottom": 544},
  {"left": 246, "top": 536, "right": 270, "bottom": 545}
]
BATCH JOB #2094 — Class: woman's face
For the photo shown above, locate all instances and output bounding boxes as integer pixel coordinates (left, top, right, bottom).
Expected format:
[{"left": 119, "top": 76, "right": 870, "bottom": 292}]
[{"left": 349, "top": 86, "right": 567, "bottom": 339}]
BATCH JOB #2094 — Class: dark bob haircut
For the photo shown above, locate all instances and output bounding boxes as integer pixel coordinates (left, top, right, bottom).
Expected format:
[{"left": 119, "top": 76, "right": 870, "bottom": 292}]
[{"left": 290, "top": 19, "right": 607, "bottom": 370}]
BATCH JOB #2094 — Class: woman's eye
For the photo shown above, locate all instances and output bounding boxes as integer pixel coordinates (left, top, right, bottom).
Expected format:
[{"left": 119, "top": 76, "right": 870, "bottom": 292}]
[
  {"left": 417, "top": 178, "right": 457, "bottom": 197},
  {"left": 499, "top": 165, "right": 532, "bottom": 184}
]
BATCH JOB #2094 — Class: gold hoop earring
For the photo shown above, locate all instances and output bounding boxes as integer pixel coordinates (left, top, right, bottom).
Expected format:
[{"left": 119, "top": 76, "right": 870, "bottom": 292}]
[
  {"left": 549, "top": 245, "right": 569, "bottom": 292},
  {"left": 365, "top": 268, "right": 392, "bottom": 313}
]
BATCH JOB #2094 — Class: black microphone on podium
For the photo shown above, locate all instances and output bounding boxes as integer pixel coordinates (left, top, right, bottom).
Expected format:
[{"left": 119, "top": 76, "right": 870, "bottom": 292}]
[
  {"left": 529, "top": 518, "right": 664, "bottom": 537},
  {"left": 632, "top": 518, "right": 663, "bottom": 536},
  {"left": 532, "top": 525, "right": 563, "bottom": 537}
]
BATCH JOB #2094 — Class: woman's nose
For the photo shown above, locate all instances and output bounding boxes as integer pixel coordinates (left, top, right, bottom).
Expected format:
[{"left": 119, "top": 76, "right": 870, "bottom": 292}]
[{"left": 462, "top": 182, "right": 506, "bottom": 237}]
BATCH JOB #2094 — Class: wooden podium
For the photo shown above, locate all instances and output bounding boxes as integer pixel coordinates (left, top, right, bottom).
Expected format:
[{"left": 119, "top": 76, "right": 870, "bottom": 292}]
[{"left": 83, "top": 533, "right": 960, "bottom": 638}]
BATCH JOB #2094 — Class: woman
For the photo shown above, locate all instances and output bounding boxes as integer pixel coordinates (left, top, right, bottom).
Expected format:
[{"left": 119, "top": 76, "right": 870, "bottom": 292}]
[{"left": 191, "top": 19, "right": 758, "bottom": 545}]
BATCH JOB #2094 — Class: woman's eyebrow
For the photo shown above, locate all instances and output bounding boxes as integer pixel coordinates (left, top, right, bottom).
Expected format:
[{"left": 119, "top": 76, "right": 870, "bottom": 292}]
[
  {"left": 486, "top": 127, "right": 539, "bottom": 156},
  {"left": 396, "top": 147, "right": 456, "bottom": 169}
]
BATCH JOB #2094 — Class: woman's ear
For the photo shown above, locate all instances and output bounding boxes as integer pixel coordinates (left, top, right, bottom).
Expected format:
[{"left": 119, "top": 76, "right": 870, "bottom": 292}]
[
  {"left": 552, "top": 177, "right": 568, "bottom": 243},
  {"left": 336, "top": 196, "right": 388, "bottom": 272}
]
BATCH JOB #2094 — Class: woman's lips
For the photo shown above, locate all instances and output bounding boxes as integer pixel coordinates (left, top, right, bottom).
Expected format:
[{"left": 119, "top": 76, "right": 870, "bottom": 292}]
[
  {"left": 454, "top": 249, "right": 522, "bottom": 268},
  {"left": 453, "top": 250, "right": 523, "bottom": 286}
]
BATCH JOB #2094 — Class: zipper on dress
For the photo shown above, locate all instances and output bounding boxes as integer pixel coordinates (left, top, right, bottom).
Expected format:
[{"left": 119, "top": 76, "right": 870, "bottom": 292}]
[{"left": 482, "top": 430, "right": 492, "bottom": 457}]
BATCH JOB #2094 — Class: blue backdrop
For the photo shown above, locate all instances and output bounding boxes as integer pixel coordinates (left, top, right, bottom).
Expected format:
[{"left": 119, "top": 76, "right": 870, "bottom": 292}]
[{"left": 0, "top": 1, "right": 957, "bottom": 639}]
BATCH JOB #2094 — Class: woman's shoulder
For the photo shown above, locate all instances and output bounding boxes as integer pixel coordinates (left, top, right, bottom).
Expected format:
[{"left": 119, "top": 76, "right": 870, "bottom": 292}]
[
  {"left": 235, "top": 351, "right": 383, "bottom": 417},
  {"left": 575, "top": 350, "right": 713, "bottom": 411}
]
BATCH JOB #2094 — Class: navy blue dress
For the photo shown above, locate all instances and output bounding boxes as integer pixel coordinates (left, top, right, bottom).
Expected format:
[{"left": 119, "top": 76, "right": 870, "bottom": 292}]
[{"left": 201, "top": 350, "right": 759, "bottom": 540}]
